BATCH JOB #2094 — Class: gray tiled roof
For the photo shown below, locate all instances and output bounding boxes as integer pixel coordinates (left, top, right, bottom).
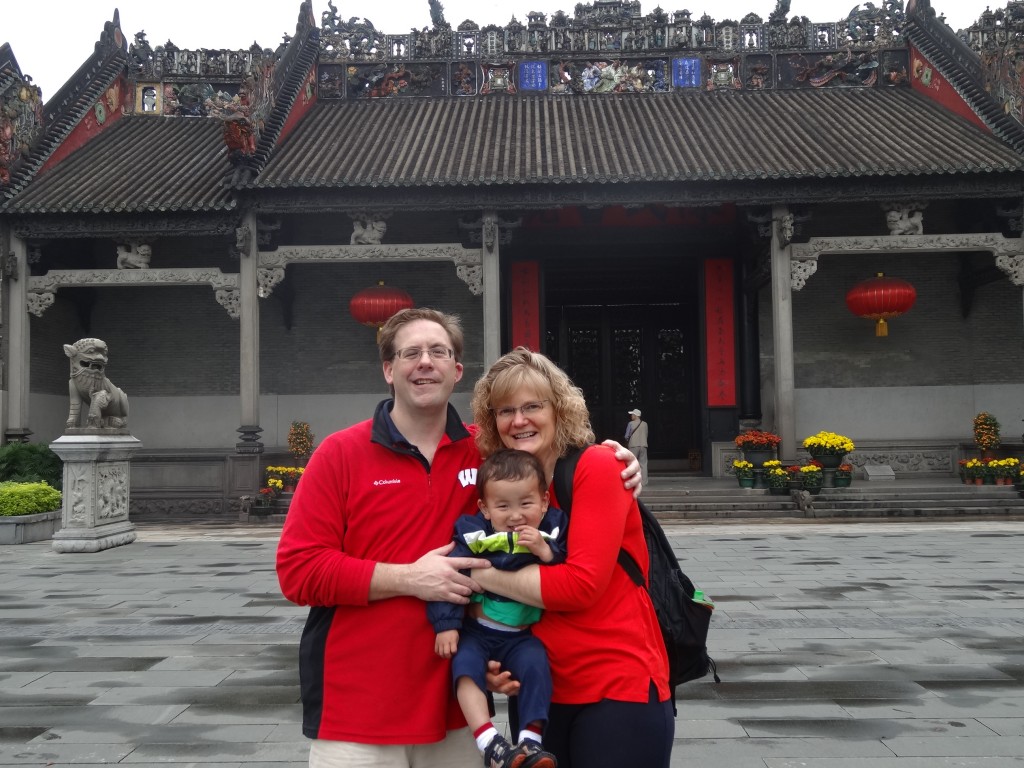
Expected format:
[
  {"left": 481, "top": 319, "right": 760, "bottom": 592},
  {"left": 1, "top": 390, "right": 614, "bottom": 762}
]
[
  {"left": 252, "top": 88, "right": 1024, "bottom": 189},
  {"left": 5, "top": 116, "right": 234, "bottom": 214},
  {"left": 7, "top": 85, "right": 1024, "bottom": 215}
]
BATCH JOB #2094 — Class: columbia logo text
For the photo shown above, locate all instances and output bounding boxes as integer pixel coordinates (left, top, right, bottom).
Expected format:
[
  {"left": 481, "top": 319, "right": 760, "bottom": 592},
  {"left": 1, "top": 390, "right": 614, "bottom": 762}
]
[{"left": 373, "top": 478, "right": 401, "bottom": 486}]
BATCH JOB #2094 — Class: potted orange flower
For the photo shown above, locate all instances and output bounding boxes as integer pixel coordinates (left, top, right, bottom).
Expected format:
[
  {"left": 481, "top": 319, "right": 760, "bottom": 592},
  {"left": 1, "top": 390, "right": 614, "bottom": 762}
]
[
  {"left": 734, "top": 429, "right": 781, "bottom": 465},
  {"left": 834, "top": 463, "right": 854, "bottom": 488}
]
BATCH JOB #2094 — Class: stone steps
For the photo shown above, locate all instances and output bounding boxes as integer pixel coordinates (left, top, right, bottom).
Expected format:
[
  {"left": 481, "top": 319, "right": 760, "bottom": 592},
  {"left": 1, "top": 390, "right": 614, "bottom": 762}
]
[{"left": 641, "top": 477, "right": 1024, "bottom": 520}]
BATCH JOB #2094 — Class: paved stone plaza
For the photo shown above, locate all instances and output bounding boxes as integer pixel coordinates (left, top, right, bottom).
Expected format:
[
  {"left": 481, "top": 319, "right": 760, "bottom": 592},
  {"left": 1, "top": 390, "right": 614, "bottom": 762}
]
[{"left": 2, "top": 519, "right": 1023, "bottom": 767}]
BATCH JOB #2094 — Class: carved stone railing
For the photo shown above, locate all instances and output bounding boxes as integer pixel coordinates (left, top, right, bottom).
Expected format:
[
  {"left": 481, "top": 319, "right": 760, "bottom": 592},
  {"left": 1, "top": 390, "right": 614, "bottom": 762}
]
[
  {"left": 27, "top": 269, "right": 241, "bottom": 318},
  {"left": 257, "top": 244, "right": 483, "bottom": 297}
]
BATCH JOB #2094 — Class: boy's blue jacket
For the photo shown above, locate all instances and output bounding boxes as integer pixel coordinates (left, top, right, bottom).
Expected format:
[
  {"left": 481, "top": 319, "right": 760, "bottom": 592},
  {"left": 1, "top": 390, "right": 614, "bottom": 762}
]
[{"left": 426, "top": 506, "right": 568, "bottom": 632}]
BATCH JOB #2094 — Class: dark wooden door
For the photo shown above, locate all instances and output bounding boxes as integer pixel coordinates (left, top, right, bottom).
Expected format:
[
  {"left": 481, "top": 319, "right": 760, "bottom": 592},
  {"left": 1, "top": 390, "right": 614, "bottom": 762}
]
[{"left": 544, "top": 304, "right": 696, "bottom": 463}]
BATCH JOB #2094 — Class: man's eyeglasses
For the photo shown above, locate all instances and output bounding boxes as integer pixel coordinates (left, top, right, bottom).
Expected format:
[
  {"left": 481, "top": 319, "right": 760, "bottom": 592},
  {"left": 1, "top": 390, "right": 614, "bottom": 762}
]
[
  {"left": 492, "top": 400, "right": 550, "bottom": 420},
  {"left": 394, "top": 346, "right": 454, "bottom": 361}
]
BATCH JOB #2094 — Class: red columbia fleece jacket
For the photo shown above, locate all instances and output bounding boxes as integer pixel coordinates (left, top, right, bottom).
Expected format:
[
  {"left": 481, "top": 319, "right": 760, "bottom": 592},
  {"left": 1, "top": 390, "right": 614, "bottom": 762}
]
[{"left": 276, "top": 401, "right": 481, "bottom": 744}]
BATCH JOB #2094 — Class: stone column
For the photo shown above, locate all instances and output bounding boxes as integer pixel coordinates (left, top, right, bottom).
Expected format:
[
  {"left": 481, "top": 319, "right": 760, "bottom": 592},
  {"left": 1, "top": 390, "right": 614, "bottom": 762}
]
[
  {"left": 481, "top": 211, "right": 502, "bottom": 367},
  {"left": 769, "top": 205, "right": 796, "bottom": 458},
  {"left": 5, "top": 235, "right": 32, "bottom": 441},
  {"left": 737, "top": 256, "right": 761, "bottom": 426},
  {"left": 236, "top": 214, "right": 263, "bottom": 451},
  {"left": 49, "top": 434, "right": 142, "bottom": 553}
]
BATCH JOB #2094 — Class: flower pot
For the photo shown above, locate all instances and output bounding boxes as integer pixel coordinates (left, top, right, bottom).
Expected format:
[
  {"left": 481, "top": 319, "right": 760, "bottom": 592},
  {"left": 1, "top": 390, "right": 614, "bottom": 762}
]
[
  {"left": 973, "top": 477, "right": 984, "bottom": 486},
  {"left": 737, "top": 476, "right": 755, "bottom": 488},
  {"left": 808, "top": 453, "right": 844, "bottom": 469},
  {"left": 743, "top": 449, "right": 775, "bottom": 466},
  {"left": 768, "top": 485, "right": 789, "bottom": 495},
  {"left": 0, "top": 510, "right": 61, "bottom": 545},
  {"left": 983, "top": 475, "right": 995, "bottom": 485},
  {"left": 834, "top": 475, "right": 852, "bottom": 488}
]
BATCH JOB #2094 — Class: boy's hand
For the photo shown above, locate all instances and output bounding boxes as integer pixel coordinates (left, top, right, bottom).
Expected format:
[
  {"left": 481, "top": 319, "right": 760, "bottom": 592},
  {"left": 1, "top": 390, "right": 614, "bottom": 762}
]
[
  {"left": 486, "top": 660, "right": 521, "bottom": 696},
  {"left": 435, "top": 629, "right": 460, "bottom": 659},
  {"left": 516, "top": 526, "right": 554, "bottom": 562}
]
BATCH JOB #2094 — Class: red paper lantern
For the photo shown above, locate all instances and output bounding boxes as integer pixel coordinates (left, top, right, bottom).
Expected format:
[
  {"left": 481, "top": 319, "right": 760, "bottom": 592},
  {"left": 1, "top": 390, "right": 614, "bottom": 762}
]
[
  {"left": 845, "top": 273, "right": 916, "bottom": 337},
  {"left": 349, "top": 280, "right": 414, "bottom": 340}
]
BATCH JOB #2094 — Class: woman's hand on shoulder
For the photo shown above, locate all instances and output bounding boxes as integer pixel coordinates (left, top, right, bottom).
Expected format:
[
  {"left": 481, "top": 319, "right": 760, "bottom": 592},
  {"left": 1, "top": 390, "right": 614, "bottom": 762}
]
[{"left": 600, "top": 439, "right": 642, "bottom": 497}]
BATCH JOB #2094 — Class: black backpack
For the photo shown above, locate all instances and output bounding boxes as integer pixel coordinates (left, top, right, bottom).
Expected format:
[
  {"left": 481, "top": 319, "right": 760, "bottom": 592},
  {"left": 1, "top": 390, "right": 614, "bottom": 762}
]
[{"left": 553, "top": 447, "right": 720, "bottom": 701}]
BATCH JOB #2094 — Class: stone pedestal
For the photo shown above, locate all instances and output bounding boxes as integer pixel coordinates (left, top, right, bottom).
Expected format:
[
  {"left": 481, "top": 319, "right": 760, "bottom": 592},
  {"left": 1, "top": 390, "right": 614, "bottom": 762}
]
[
  {"left": 49, "top": 433, "right": 142, "bottom": 553},
  {"left": 863, "top": 464, "right": 896, "bottom": 482}
]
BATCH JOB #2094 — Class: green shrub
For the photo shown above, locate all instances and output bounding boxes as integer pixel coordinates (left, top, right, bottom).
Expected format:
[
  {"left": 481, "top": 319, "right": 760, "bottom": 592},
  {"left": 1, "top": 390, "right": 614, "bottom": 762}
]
[
  {"left": 0, "top": 481, "right": 62, "bottom": 517},
  {"left": 0, "top": 443, "right": 63, "bottom": 490}
]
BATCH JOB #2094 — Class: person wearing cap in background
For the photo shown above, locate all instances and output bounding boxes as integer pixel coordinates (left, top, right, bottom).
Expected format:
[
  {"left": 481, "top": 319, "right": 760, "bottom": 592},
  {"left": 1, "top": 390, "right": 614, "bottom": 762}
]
[{"left": 625, "top": 409, "right": 649, "bottom": 485}]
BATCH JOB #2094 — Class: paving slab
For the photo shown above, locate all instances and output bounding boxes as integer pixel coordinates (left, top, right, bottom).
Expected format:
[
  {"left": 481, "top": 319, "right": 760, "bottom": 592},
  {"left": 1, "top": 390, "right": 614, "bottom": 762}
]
[{"left": 3, "top": 519, "right": 1024, "bottom": 766}]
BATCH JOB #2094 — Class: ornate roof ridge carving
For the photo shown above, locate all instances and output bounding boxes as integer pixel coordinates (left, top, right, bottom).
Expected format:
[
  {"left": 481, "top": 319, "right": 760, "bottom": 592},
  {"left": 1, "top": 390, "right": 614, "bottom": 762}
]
[{"left": 906, "top": 0, "right": 1024, "bottom": 151}]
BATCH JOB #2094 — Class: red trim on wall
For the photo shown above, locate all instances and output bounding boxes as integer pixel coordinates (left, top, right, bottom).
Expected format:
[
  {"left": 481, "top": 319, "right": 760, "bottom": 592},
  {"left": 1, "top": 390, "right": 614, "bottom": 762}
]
[
  {"left": 279, "top": 66, "right": 318, "bottom": 145},
  {"left": 40, "top": 76, "right": 127, "bottom": 175},
  {"left": 509, "top": 261, "right": 541, "bottom": 351},
  {"left": 908, "top": 44, "right": 988, "bottom": 132},
  {"left": 704, "top": 259, "right": 736, "bottom": 407}
]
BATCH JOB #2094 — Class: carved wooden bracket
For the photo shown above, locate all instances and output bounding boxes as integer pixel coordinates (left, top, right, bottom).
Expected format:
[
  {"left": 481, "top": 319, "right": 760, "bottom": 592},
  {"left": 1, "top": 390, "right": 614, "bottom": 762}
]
[
  {"left": 256, "top": 243, "right": 484, "bottom": 296},
  {"left": 791, "top": 258, "right": 818, "bottom": 291},
  {"left": 995, "top": 254, "right": 1024, "bottom": 286},
  {"left": 788, "top": 232, "right": 1024, "bottom": 291},
  {"left": 27, "top": 269, "right": 241, "bottom": 319},
  {"left": 791, "top": 232, "right": 1024, "bottom": 260}
]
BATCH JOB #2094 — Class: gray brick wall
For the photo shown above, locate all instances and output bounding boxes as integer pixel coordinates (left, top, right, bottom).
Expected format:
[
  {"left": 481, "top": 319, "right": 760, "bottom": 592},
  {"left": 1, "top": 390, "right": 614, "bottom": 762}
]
[
  {"left": 30, "top": 260, "right": 484, "bottom": 398},
  {"left": 762, "top": 254, "right": 1022, "bottom": 388}
]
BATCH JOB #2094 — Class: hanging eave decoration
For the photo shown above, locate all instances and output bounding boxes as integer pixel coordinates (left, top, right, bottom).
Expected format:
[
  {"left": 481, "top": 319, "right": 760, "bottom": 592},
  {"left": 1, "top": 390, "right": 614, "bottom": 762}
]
[
  {"left": 845, "top": 272, "right": 917, "bottom": 337},
  {"left": 349, "top": 280, "right": 414, "bottom": 342}
]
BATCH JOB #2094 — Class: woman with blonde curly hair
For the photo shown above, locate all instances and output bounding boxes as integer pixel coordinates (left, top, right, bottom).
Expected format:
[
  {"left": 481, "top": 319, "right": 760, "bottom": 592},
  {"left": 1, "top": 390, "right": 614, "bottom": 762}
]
[{"left": 470, "top": 347, "right": 673, "bottom": 768}]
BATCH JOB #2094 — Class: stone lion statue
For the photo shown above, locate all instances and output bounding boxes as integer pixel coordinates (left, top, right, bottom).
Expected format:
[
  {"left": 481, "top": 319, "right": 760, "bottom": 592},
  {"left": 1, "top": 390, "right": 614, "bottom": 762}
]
[
  {"left": 885, "top": 207, "right": 923, "bottom": 236},
  {"left": 116, "top": 243, "right": 151, "bottom": 269},
  {"left": 64, "top": 338, "right": 129, "bottom": 430},
  {"left": 350, "top": 217, "right": 387, "bottom": 244}
]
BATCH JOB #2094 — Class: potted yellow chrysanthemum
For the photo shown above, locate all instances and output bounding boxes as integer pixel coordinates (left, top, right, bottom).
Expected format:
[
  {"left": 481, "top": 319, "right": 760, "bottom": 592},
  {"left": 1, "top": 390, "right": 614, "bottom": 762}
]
[{"left": 802, "top": 431, "right": 855, "bottom": 468}]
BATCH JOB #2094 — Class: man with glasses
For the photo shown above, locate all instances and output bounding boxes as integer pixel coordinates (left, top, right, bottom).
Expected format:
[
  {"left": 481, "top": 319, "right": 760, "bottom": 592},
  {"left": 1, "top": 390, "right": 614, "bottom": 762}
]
[{"left": 277, "top": 308, "right": 638, "bottom": 768}]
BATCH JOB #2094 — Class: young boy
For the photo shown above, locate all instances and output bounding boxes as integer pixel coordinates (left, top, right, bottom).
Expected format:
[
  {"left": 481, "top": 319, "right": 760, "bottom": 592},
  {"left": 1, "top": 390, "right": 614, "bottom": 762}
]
[{"left": 427, "top": 449, "right": 567, "bottom": 768}]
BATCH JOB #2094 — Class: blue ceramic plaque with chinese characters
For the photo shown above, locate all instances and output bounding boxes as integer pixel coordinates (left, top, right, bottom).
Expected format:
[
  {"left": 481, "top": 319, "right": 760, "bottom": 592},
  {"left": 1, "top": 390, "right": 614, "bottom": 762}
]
[
  {"left": 672, "top": 58, "right": 702, "bottom": 88},
  {"left": 519, "top": 61, "right": 548, "bottom": 91}
]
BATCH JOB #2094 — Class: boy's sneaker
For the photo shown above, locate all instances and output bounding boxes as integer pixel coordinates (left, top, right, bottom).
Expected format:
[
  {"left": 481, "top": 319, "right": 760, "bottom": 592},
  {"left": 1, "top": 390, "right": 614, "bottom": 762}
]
[
  {"left": 515, "top": 740, "right": 557, "bottom": 768},
  {"left": 483, "top": 735, "right": 558, "bottom": 768}
]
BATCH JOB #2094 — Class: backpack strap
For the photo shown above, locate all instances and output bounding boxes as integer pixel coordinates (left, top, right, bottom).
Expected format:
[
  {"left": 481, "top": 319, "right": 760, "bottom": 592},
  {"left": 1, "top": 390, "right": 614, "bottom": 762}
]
[
  {"left": 616, "top": 549, "right": 644, "bottom": 587},
  {"left": 554, "top": 445, "right": 644, "bottom": 588},
  {"left": 552, "top": 445, "right": 585, "bottom": 519}
]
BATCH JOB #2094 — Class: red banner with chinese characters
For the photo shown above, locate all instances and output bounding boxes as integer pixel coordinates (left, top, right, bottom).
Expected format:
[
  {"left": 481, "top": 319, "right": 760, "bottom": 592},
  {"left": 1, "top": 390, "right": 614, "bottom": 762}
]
[
  {"left": 704, "top": 259, "right": 736, "bottom": 407},
  {"left": 509, "top": 261, "right": 541, "bottom": 350}
]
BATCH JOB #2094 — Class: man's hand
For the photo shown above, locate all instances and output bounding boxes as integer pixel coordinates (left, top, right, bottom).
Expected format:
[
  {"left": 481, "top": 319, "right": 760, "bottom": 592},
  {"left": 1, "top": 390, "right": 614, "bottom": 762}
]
[
  {"left": 486, "top": 660, "right": 521, "bottom": 696},
  {"left": 602, "top": 439, "right": 643, "bottom": 497},
  {"left": 435, "top": 629, "right": 460, "bottom": 659},
  {"left": 401, "top": 543, "right": 491, "bottom": 603}
]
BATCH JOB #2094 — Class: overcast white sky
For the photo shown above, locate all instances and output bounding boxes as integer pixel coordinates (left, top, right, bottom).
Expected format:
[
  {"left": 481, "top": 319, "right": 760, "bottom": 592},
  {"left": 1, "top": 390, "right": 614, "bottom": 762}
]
[{"left": 5, "top": 0, "right": 987, "bottom": 99}]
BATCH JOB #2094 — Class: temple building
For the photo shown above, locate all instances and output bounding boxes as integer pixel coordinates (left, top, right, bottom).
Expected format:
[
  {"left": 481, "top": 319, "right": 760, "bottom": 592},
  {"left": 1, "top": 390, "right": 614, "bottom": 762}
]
[{"left": 1, "top": 0, "right": 1022, "bottom": 516}]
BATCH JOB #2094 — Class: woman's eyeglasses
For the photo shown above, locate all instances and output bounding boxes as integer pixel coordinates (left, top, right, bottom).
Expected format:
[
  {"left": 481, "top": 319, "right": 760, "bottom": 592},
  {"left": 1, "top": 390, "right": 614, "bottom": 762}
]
[{"left": 492, "top": 400, "right": 550, "bottom": 420}]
